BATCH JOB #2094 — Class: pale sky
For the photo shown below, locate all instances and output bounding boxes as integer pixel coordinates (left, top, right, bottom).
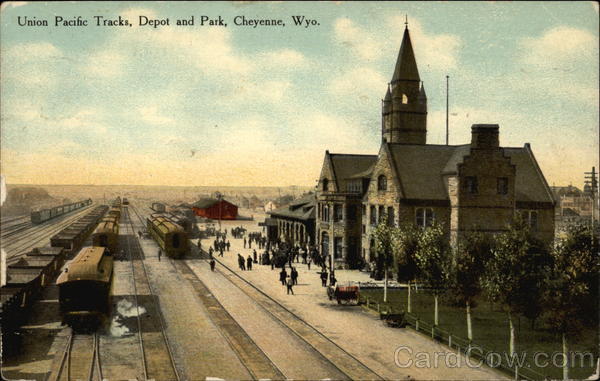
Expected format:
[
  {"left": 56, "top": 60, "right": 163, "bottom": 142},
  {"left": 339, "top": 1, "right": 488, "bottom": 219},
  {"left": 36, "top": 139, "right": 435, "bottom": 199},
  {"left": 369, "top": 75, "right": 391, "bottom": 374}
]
[{"left": 1, "top": 1, "right": 598, "bottom": 188}]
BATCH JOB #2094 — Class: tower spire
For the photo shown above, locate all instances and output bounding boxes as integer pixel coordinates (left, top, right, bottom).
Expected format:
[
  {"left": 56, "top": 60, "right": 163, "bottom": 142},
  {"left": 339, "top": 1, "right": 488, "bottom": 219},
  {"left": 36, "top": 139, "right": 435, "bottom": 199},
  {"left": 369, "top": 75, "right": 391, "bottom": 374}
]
[
  {"left": 405, "top": 14, "right": 408, "bottom": 29},
  {"left": 391, "top": 26, "right": 420, "bottom": 82}
]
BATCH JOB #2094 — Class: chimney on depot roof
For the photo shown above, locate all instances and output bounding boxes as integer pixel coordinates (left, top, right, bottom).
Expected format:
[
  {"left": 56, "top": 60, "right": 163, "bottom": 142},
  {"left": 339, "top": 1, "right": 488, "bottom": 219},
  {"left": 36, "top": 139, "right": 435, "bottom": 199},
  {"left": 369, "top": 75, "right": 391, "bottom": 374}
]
[{"left": 471, "top": 124, "right": 500, "bottom": 149}]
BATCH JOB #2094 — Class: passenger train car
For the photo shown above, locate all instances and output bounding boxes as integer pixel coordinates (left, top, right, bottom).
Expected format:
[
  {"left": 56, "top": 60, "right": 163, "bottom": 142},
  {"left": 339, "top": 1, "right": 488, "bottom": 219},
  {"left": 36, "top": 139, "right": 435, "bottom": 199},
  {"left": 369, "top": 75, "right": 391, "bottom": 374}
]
[
  {"left": 31, "top": 199, "right": 92, "bottom": 224},
  {"left": 91, "top": 205, "right": 121, "bottom": 253},
  {"left": 57, "top": 246, "right": 113, "bottom": 331},
  {"left": 146, "top": 213, "right": 189, "bottom": 258},
  {"left": 122, "top": 197, "right": 129, "bottom": 206}
]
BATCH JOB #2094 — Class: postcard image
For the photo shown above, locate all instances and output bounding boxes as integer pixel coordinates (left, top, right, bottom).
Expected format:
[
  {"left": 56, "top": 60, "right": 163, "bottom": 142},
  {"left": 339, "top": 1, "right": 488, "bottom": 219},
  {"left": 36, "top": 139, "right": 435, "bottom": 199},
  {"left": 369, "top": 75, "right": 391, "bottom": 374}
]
[{"left": 0, "top": 1, "right": 598, "bottom": 381}]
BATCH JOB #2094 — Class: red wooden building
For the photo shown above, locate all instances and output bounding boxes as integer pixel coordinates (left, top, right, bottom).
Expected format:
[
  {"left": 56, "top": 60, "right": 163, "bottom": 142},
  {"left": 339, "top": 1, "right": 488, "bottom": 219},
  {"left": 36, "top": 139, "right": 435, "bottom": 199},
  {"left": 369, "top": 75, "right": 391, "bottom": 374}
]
[{"left": 192, "top": 198, "right": 238, "bottom": 220}]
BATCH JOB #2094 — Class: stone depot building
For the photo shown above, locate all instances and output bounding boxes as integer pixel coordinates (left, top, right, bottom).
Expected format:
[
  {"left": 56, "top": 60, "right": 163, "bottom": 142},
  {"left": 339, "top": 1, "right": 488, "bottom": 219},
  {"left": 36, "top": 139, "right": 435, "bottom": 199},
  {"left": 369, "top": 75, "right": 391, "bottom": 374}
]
[{"left": 315, "top": 26, "right": 555, "bottom": 269}]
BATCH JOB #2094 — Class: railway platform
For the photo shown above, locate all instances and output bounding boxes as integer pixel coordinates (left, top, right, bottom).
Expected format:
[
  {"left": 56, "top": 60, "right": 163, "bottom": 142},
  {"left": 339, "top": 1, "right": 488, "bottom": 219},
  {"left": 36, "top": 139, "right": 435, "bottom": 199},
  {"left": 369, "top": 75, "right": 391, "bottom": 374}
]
[{"left": 199, "top": 219, "right": 506, "bottom": 380}]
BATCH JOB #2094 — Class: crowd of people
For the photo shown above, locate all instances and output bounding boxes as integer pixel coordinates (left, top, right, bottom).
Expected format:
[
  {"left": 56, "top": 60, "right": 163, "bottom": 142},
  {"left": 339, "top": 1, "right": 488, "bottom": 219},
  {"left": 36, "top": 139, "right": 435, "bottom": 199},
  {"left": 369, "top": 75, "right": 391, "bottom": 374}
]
[{"left": 203, "top": 226, "right": 339, "bottom": 295}]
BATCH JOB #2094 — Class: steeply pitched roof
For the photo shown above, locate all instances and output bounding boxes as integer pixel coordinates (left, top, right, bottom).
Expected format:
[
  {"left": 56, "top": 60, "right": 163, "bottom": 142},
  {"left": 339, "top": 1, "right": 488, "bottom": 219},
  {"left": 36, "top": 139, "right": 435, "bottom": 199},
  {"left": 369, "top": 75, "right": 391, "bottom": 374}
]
[
  {"left": 329, "top": 153, "right": 378, "bottom": 191},
  {"left": 387, "top": 143, "right": 554, "bottom": 203},
  {"left": 269, "top": 193, "right": 316, "bottom": 221},
  {"left": 392, "top": 28, "right": 420, "bottom": 82}
]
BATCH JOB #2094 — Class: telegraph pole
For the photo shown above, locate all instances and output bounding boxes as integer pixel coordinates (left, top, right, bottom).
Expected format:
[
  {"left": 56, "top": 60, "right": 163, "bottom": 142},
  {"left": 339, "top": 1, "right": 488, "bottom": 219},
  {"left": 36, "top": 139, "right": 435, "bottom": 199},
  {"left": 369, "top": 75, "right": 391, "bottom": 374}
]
[
  {"left": 446, "top": 75, "right": 449, "bottom": 145},
  {"left": 584, "top": 167, "right": 598, "bottom": 242}
]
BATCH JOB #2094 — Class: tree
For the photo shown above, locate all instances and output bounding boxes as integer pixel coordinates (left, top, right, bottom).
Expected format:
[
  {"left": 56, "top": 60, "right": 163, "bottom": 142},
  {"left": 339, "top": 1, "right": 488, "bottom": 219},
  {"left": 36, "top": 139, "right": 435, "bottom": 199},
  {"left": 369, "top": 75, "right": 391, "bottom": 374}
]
[
  {"left": 396, "top": 224, "right": 421, "bottom": 313},
  {"left": 372, "top": 217, "right": 400, "bottom": 303},
  {"left": 480, "top": 218, "right": 551, "bottom": 358},
  {"left": 544, "top": 224, "right": 598, "bottom": 380},
  {"left": 414, "top": 222, "right": 453, "bottom": 326},
  {"left": 451, "top": 231, "right": 493, "bottom": 341}
]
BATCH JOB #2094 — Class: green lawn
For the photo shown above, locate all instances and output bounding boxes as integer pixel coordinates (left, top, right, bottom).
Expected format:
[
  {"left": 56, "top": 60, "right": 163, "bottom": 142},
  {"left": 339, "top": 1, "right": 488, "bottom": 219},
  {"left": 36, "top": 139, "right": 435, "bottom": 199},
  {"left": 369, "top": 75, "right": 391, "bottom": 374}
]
[{"left": 361, "top": 288, "right": 598, "bottom": 380}]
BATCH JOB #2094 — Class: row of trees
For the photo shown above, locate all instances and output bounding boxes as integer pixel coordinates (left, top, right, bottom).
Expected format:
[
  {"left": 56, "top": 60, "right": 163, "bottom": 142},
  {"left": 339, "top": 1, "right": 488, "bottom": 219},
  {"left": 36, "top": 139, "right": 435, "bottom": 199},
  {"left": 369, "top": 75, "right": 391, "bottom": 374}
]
[{"left": 372, "top": 218, "right": 598, "bottom": 379}]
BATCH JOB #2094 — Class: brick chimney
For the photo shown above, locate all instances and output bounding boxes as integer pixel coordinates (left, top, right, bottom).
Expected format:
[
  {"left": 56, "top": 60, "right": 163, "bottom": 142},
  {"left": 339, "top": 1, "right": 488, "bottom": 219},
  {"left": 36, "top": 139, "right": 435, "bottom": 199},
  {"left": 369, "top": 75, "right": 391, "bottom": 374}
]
[{"left": 471, "top": 124, "right": 499, "bottom": 149}]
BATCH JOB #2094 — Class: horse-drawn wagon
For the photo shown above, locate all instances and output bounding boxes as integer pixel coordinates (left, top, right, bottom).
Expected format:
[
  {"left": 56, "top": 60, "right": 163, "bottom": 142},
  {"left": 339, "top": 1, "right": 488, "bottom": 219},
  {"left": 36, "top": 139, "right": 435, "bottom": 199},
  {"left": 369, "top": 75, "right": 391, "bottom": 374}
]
[{"left": 327, "top": 283, "right": 360, "bottom": 305}]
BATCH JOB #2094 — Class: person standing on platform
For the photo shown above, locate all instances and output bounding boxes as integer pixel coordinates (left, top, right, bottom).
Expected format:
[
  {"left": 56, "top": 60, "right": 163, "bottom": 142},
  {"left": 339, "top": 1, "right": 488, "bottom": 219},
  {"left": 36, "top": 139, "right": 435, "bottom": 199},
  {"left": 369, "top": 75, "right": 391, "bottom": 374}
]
[
  {"left": 307, "top": 258, "right": 311, "bottom": 271},
  {"left": 247, "top": 255, "right": 253, "bottom": 270},
  {"left": 158, "top": 249, "right": 162, "bottom": 262},
  {"left": 238, "top": 254, "right": 245, "bottom": 271},
  {"left": 226, "top": 240, "right": 230, "bottom": 251},
  {"left": 320, "top": 270, "right": 328, "bottom": 287},
  {"left": 286, "top": 276, "right": 294, "bottom": 295},
  {"left": 291, "top": 267, "right": 298, "bottom": 285},
  {"left": 209, "top": 258, "right": 216, "bottom": 272},
  {"left": 253, "top": 249, "right": 257, "bottom": 263},
  {"left": 279, "top": 267, "right": 287, "bottom": 285},
  {"left": 243, "top": 237, "right": 247, "bottom": 248}
]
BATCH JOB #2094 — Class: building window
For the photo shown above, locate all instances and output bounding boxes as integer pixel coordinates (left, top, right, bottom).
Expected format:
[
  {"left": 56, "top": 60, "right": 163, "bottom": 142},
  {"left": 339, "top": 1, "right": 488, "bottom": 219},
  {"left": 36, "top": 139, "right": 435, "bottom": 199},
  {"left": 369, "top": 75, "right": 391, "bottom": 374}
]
[
  {"left": 362, "top": 224, "right": 366, "bottom": 234},
  {"left": 377, "top": 175, "right": 387, "bottom": 191},
  {"left": 378, "top": 205, "right": 385, "bottom": 223},
  {"left": 347, "top": 180, "right": 362, "bottom": 193},
  {"left": 323, "top": 205, "right": 330, "bottom": 222},
  {"left": 465, "top": 176, "right": 478, "bottom": 194},
  {"left": 402, "top": 94, "right": 408, "bottom": 104},
  {"left": 370, "top": 205, "right": 377, "bottom": 225},
  {"left": 387, "top": 206, "right": 395, "bottom": 226},
  {"left": 347, "top": 205, "right": 357, "bottom": 221},
  {"left": 416, "top": 208, "right": 434, "bottom": 228},
  {"left": 321, "top": 232, "right": 329, "bottom": 256},
  {"left": 361, "top": 204, "right": 366, "bottom": 215},
  {"left": 334, "top": 237, "right": 343, "bottom": 259},
  {"left": 522, "top": 210, "right": 538, "bottom": 231},
  {"left": 497, "top": 177, "right": 508, "bottom": 195},
  {"left": 322, "top": 178, "right": 329, "bottom": 191},
  {"left": 334, "top": 204, "right": 343, "bottom": 222}
]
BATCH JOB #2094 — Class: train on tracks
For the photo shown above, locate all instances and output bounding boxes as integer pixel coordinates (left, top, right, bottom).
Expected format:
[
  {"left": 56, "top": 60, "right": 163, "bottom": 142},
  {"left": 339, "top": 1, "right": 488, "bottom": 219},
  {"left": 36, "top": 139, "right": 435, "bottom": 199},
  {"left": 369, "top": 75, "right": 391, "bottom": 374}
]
[
  {"left": 1, "top": 246, "right": 67, "bottom": 357},
  {"left": 122, "top": 197, "right": 129, "bottom": 205},
  {"left": 146, "top": 213, "right": 189, "bottom": 258},
  {"left": 50, "top": 205, "right": 108, "bottom": 254},
  {"left": 30, "top": 199, "right": 92, "bottom": 224},
  {"left": 57, "top": 246, "right": 114, "bottom": 331},
  {"left": 91, "top": 206, "right": 121, "bottom": 254}
]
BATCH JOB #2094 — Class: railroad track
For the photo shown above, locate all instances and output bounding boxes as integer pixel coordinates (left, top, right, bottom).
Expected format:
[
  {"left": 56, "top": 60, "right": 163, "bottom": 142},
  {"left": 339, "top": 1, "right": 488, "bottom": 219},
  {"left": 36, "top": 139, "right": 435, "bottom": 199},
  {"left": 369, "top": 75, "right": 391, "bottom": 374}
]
[
  {"left": 210, "top": 260, "right": 384, "bottom": 379},
  {"left": 0, "top": 214, "right": 29, "bottom": 225},
  {"left": 3, "top": 206, "right": 94, "bottom": 264},
  {"left": 129, "top": 203, "right": 379, "bottom": 380},
  {"left": 49, "top": 330, "right": 103, "bottom": 381},
  {"left": 0, "top": 221, "right": 33, "bottom": 239},
  {"left": 123, "top": 206, "right": 181, "bottom": 381}
]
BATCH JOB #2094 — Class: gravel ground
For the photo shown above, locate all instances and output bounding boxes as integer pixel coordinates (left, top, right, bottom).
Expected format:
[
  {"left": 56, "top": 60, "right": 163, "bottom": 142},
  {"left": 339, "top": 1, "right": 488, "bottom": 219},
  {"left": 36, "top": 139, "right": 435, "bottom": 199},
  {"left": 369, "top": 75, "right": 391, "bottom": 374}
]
[
  {"left": 186, "top": 259, "right": 349, "bottom": 380},
  {"left": 137, "top": 230, "right": 252, "bottom": 380},
  {"left": 203, "top": 219, "right": 508, "bottom": 380}
]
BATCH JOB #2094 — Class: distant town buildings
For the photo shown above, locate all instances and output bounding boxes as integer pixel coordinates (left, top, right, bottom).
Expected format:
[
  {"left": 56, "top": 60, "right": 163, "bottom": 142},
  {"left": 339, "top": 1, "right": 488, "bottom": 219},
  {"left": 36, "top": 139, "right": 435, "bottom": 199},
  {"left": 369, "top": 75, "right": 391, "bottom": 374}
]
[
  {"left": 551, "top": 185, "right": 598, "bottom": 232},
  {"left": 315, "top": 25, "right": 555, "bottom": 269}
]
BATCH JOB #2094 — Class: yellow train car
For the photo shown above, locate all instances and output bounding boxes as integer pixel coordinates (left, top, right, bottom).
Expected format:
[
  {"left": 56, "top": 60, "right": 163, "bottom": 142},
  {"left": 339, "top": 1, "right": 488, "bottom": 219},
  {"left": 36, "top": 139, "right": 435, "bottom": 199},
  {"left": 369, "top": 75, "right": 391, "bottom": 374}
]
[
  {"left": 92, "top": 217, "right": 120, "bottom": 254},
  {"left": 146, "top": 213, "right": 188, "bottom": 258},
  {"left": 57, "top": 247, "right": 113, "bottom": 331}
]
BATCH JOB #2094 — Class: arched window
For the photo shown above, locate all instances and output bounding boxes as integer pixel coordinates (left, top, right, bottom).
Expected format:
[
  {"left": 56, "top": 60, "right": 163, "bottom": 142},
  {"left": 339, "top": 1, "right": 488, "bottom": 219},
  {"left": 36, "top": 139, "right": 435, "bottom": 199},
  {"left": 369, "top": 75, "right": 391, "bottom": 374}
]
[
  {"left": 377, "top": 175, "right": 387, "bottom": 191},
  {"left": 322, "top": 178, "right": 329, "bottom": 191},
  {"left": 402, "top": 94, "right": 408, "bottom": 104}
]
